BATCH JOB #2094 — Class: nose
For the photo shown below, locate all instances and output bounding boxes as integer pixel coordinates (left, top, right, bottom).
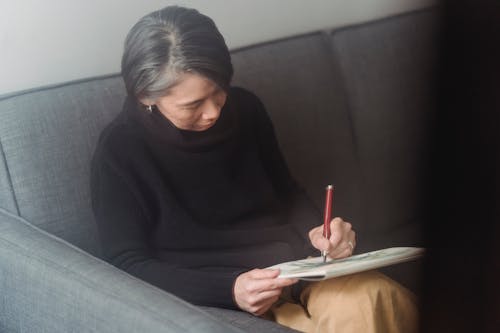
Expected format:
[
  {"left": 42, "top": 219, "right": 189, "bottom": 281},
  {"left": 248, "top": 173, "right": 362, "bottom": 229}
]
[{"left": 202, "top": 101, "right": 220, "bottom": 121}]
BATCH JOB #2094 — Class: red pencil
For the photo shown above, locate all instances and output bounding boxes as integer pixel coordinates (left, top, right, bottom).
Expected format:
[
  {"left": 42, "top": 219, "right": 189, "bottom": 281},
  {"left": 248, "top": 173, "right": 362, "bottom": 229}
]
[{"left": 322, "top": 185, "right": 333, "bottom": 262}]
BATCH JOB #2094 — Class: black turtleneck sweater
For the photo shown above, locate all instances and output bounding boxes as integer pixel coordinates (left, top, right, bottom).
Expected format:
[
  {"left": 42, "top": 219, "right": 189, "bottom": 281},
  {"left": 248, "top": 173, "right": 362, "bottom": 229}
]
[{"left": 91, "top": 87, "right": 320, "bottom": 309}]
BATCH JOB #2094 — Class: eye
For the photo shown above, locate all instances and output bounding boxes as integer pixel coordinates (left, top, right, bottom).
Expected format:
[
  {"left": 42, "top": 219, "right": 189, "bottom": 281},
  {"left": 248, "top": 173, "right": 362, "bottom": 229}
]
[{"left": 181, "top": 101, "right": 202, "bottom": 111}]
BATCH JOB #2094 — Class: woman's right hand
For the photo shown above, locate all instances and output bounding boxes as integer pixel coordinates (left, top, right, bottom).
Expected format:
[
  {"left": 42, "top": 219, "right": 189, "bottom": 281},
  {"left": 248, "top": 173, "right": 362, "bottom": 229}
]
[{"left": 233, "top": 269, "right": 298, "bottom": 316}]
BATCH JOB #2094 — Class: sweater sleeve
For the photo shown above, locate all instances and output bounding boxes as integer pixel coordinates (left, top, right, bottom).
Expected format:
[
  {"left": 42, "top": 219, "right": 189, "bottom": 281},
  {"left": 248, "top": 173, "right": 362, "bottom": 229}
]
[
  {"left": 247, "top": 91, "right": 322, "bottom": 253},
  {"left": 91, "top": 153, "right": 242, "bottom": 309}
]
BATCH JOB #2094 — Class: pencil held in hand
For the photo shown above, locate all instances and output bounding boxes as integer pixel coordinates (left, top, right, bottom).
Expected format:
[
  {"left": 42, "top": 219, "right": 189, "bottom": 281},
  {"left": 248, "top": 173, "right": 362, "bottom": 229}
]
[{"left": 322, "top": 185, "right": 333, "bottom": 262}]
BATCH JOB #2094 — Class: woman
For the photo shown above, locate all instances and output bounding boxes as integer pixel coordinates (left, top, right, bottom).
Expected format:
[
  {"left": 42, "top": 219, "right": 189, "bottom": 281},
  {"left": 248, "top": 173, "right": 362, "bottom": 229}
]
[{"left": 91, "top": 6, "right": 417, "bottom": 332}]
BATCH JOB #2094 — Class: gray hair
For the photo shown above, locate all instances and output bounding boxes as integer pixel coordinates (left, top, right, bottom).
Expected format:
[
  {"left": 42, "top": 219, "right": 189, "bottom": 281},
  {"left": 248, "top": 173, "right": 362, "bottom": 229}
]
[{"left": 121, "top": 6, "right": 233, "bottom": 101}]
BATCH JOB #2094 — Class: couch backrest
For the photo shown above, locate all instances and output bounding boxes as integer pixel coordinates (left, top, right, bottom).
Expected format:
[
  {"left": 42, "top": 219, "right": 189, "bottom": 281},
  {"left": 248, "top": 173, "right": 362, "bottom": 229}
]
[
  {"left": 232, "top": 9, "right": 437, "bottom": 252},
  {"left": 231, "top": 32, "right": 360, "bottom": 217},
  {"left": 328, "top": 9, "right": 437, "bottom": 250},
  {"left": 0, "top": 76, "right": 125, "bottom": 256},
  {"left": 0, "top": 8, "right": 437, "bottom": 257}
]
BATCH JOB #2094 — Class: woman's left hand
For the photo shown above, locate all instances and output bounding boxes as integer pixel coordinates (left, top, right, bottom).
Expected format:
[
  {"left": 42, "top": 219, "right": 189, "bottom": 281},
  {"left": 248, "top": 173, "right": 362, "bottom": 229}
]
[{"left": 308, "top": 217, "right": 356, "bottom": 259}]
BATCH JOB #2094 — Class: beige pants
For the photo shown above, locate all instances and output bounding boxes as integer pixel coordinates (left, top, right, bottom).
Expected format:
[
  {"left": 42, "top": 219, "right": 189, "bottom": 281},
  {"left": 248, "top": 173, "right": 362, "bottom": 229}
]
[{"left": 268, "top": 271, "right": 418, "bottom": 333}]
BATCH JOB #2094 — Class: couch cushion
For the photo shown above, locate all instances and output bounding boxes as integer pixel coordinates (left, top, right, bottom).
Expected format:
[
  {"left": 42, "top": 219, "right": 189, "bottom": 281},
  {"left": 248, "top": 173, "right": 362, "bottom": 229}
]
[
  {"left": 0, "top": 75, "right": 126, "bottom": 256},
  {"left": 0, "top": 208, "right": 245, "bottom": 333},
  {"left": 201, "top": 307, "right": 300, "bottom": 333},
  {"left": 328, "top": 9, "right": 438, "bottom": 251},
  {"left": 231, "top": 33, "right": 361, "bottom": 216}
]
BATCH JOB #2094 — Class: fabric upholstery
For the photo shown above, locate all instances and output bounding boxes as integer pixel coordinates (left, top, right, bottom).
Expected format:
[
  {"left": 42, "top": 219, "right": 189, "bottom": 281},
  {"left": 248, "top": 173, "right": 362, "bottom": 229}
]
[
  {"left": 326, "top": 10, "right": 438, "bottom": 290},
  {"left": 328, "top": 9, "right": 438, "bottom": 251},
  {"left": 0, "top": 141, "right": 18, "bottom": 214},
  {"left": 0, "top": 76, "right": 125, "bottom": 256},
  {"left": 201, "top": 307, "right": 301, "bottom": 333},
  {"left": 231, "top": 33, "right": 361, "bottom": 217},
  {"left": 0, "top": 208, "right": 243, "bottom": 333},
  {"left": 0, "top": 8, "right": 438, "bottom": 332}
]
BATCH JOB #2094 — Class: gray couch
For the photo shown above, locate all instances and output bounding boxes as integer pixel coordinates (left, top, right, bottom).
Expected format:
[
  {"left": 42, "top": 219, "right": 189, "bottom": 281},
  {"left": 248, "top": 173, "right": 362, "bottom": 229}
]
[{"left": 0, "top": 8, "right": 437, "bottom": 333}]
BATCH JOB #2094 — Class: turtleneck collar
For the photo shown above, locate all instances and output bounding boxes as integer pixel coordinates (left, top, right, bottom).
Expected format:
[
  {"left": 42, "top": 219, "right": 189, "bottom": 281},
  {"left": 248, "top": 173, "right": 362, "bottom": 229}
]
[{"left": 125, "top": 88, "right": 239, "bottom": 152}]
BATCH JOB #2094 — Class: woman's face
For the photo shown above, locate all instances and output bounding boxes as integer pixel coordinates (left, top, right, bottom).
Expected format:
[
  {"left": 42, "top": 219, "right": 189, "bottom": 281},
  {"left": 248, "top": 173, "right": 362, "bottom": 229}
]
[{"left": 145, "top": 73, "right": 227, "bottom": 131}]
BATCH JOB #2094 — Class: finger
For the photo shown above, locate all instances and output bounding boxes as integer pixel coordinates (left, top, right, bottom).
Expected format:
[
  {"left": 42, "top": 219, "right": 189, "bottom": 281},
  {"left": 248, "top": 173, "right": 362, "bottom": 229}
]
[
  {"left": 246, "top": 288, "right": 283, "bottom": 307},
  {"left": 275, "top": 277, "right": 299, "bottom": 287},
  {"left": 329, "top": 230, "right": 356, "bottom": 259},
  {"left": 333, "top": 231, "right": 355, "bottom": 258},
  {"left": 247, "top": 268, "right": 281, "bottom": 280},
  {"left": 348, "top": 230, "right": 356, "bottom": 250},
  {"left": 239, "top": 285, "right": 285, "bottom": 315},
  {"left": 308, "top": 225, "right": 321, "bottom": 243},
  {"left": 308, "top": 225, "right": 323, "bottom": 239},
  {"left": 245, "top": 275, "right": 297, "bottom": 294},
  {"left": 331, "top": 245, "right": 352, "bottom": 259},
  {"left": 328, "top": 218, "right": 347, "bottom": 249},
  {"left": 329, "top": 218, "right": 353, "bottom": 249},
  {"left": 309, "top": 226, "right": 330, "bottom": 251},
  {"left": 251, "top": 294, "right": 281, "bottom": 316}
]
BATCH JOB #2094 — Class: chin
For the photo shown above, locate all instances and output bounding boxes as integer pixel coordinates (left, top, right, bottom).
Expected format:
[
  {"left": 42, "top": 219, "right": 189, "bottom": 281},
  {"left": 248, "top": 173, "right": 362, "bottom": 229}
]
[{"left": 194, "top": 122, "right": 215, "bottom": 131}]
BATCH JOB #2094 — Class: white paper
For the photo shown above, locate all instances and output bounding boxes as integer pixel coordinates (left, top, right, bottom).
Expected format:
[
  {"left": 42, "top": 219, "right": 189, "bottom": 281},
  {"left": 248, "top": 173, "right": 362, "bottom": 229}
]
[{"left": 269, "top": 247, "right": 425, "bottom": 281}]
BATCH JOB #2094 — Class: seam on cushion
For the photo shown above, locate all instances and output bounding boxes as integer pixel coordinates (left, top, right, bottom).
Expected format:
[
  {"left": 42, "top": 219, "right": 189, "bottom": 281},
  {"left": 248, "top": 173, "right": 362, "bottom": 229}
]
[
  {"left": 0, "top": 137, "right": 20, "bottom": 215},
  {"left": 319, "top": 31, "right": 361, "bottom": 166}
]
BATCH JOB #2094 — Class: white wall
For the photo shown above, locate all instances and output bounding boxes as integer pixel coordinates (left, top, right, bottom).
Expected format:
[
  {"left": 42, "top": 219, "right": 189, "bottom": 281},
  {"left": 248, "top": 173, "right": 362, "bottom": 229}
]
[{"left": 0, "top": 0, "right": 436, "bottom": 95}]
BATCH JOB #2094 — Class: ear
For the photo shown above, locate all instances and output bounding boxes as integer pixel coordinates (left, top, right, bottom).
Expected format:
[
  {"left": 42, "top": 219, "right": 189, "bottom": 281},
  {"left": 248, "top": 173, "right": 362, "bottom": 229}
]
[{"left": 139, "top": 97, "right": 154, "bottom": 107}]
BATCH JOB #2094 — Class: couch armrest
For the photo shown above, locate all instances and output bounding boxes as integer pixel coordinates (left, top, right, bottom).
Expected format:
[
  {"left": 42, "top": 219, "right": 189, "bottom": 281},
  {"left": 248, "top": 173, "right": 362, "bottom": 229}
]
[{"left": 0, "top": 209, "right": 243, "bottom": 333}]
